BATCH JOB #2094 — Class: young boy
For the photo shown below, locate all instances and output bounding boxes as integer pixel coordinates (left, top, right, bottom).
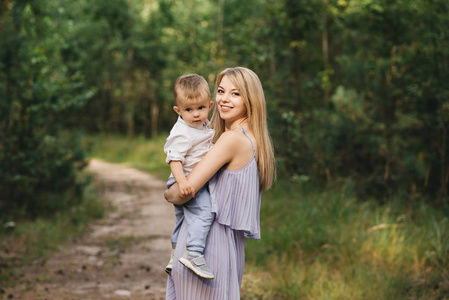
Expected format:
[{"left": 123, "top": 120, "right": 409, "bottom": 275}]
[{"left": 164, "top": 74, "right": 215, "bottom": 279}]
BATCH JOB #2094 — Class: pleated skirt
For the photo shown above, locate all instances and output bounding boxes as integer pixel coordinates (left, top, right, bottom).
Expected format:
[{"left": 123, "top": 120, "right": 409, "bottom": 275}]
[{"left": 166, "top": 218, "right": 245, "bottom": 300}]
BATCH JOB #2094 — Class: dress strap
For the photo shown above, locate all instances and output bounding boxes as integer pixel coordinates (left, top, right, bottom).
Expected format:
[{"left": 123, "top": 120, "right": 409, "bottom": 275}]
[{"left": 241, "top": 128, "right": 256, "bottom": 155}]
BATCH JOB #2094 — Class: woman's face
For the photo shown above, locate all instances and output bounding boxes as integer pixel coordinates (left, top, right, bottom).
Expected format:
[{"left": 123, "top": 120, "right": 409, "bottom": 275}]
[{"left": 216, "top": 75, "right": 247, "bottom": 124}]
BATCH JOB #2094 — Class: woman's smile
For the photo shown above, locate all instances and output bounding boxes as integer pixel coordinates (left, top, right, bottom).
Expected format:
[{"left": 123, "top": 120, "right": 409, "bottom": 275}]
[{"left": 220, "top": 104, "right": 233, "bottom": 111}]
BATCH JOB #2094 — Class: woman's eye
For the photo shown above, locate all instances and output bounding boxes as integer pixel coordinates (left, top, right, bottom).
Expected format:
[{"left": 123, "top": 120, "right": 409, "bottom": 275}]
[
  {"left": 233, "top": 92, "right": 240, "bottom": 96},
  {"left": 217, "top": 89, "right": 224, "bottom": 94}
]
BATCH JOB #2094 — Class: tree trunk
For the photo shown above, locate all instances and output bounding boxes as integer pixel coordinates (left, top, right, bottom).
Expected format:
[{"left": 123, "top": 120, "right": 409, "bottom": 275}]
[
  {"left": 441, "top": 126, "right": 447, "bottom": 198},
  {"left": 217, "top": 0, "right": 224, "bottom": 66},
  {"left": 151, "top": 103, "right": 159, "bottom": 139},
  {"left": 126, "top": 48, "right": 134, "bottom": 139},
  {"left": 322, "top": 13, "right": 330, "bottom": 104}
]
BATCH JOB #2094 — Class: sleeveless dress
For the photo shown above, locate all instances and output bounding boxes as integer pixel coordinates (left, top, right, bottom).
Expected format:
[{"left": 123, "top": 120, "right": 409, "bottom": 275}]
[{"left": 166, "top": 129, "right": 261, "bottom": 300}]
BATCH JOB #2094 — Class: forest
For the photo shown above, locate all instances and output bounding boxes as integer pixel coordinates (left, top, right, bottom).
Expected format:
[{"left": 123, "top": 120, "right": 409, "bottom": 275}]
[
  {"left": 1, "top": 0, "right": 448, "bottom": 215},
  {"left": 1, "top": 0, "right": 449, "bottom": 297}
]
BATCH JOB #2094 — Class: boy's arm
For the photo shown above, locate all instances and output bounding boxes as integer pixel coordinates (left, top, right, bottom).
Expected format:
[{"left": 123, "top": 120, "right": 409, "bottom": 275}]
[
  {"left": 165, "top": 131, "right": 238, "bottom": 205},
  {"left": 169, "top": 161, "right": 195, "bottom": 197}
]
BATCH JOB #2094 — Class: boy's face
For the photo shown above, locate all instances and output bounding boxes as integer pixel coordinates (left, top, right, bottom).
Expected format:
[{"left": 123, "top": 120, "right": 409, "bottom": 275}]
[{"left": 173, "top": 97, "right": 213, "bottom": 126}]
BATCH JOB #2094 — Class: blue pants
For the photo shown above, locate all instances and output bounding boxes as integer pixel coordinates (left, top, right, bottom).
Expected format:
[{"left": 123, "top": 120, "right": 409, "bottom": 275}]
[{"left": 167, "top": 177, "right": 214, "bottom": 254}]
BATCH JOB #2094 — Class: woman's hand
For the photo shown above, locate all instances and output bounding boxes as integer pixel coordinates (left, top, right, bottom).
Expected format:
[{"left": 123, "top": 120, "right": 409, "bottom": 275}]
[{"left": 164, "top": 181, "right": 193, "bottom": 205}]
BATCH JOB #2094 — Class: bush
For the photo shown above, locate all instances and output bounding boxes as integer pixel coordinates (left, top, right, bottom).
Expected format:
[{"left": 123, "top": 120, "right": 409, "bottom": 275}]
[
  {"left": 0, "top": 2, "right": 93, "bottom": 217},
  {"left": 0, "top": 131, "right": 88, "bottom": 217},
  {"left": 275, "top": 83, "right": 449, "bottom": 205}
]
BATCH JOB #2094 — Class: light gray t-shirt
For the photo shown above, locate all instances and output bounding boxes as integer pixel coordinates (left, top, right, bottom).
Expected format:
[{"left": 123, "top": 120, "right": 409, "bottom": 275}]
[{"left": 164, "top": 116, "right": 214, "bottom": 177}]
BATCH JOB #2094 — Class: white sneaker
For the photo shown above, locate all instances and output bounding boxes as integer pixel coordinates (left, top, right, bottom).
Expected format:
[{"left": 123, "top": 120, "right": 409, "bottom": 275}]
[{"left": 179, "top": 251, "right": 214, "bottom": 279}]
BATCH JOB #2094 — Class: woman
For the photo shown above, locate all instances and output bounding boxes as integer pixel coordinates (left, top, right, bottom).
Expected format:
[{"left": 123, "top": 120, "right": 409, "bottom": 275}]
[{"left": 164, "top": 67, "right": 275, "bottom": 299}]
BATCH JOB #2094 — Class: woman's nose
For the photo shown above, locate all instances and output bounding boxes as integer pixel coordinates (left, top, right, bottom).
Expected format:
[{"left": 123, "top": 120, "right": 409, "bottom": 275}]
[{"left": 220, "top": 93, "right": 230, "bottom": 102}]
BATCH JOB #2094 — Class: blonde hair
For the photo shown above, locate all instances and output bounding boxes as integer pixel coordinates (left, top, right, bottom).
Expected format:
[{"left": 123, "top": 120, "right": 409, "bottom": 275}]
[
  {"left": 174, "top": 74, "right": 210, "bottom": 106},
  {"left": 210, "top": 67, "right": 275, "bottom": 190}
]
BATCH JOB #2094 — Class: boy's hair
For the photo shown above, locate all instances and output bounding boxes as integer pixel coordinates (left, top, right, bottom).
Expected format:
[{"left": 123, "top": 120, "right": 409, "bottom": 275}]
[
  {"left": 174, "top": 74, "right": 210, "bottom": 106},
  {"left": 210, "top": 67, "right": 276, "bottom": 191}
]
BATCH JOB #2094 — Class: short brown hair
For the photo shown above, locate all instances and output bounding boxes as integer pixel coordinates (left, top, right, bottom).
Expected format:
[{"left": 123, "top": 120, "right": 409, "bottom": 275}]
[{"left": 174, "top": 74, "right": 210, "bottom": 106}]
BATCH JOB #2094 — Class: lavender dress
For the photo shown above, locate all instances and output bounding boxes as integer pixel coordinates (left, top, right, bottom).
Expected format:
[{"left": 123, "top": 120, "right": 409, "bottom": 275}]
[{"left": 166, "top": 129, "right": 261, "bottom": 300}]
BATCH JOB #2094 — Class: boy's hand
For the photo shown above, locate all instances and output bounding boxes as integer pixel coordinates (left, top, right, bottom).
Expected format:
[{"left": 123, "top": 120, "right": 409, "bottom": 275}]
[{"left": 178, "top": 180, "right": 196, "bottom": 198}]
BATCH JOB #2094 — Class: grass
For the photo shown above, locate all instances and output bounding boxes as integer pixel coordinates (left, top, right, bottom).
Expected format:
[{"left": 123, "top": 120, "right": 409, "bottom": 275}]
[
  {"left": 0, "top": 174, "right": 105, "bottom": 284},
  {"left": 82, "top": 133, "right": 170, "bottom": 181},
  {"left": 242, "top": 180, "right": 449, "bottom": 299}
]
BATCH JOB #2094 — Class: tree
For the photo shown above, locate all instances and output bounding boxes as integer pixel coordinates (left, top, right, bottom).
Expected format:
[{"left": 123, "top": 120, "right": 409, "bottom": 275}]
[{"left": 0, "top": 0, "right": 93, "bottom": 216}]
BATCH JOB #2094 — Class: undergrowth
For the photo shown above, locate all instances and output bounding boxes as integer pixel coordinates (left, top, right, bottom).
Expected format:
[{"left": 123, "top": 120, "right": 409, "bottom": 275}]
[{"left": 243, "top": 180, "right": 449, "bottom": 299}]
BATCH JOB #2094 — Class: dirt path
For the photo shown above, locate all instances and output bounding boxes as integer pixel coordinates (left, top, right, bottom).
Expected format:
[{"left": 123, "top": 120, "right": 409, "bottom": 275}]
[{"left": 6, "top": 159, "right": 174, "bottom": 300}]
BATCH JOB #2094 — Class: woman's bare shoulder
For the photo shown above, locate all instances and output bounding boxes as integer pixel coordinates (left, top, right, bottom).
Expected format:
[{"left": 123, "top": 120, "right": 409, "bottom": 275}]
[
  {"left": 215, "top": 130, "right": 241, "bottom": 145},
  {"left": 217, "top": 130, "right": 252, "bottom": 148},
  {"left": 215, "top": 130, "right": 254, "bottom": 170}
]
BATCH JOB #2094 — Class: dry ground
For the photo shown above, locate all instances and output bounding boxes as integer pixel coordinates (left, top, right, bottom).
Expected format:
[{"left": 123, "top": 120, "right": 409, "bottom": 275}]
[{"left": 3, "top": 159, "right": 174, "bottom": 300}]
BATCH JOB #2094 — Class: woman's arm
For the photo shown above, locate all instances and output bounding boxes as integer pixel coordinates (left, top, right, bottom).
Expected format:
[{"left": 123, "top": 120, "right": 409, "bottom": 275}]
[{"left": 164, "top": 132, "right": 238, "bottom": 204}]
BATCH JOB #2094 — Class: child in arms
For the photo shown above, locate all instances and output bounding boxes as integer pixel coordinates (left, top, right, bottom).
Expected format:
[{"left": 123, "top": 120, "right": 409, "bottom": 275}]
[{"left": 164, "top": 74, "right": 215, "bottom": 279}]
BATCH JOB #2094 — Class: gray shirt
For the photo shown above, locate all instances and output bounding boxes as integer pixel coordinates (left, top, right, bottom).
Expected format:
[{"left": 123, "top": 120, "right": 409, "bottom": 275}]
[{"left": 164, "top": 116, "right": 214, "bottom": 176}]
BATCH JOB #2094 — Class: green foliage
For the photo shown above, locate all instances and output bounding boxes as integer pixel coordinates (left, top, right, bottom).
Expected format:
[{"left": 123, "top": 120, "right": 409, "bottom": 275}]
[
  {"left": 1, "top": 0, "right": 448, "bottom": 222},
  {"left": 0, "top": 1, "right": 93, "bottom": 217},
  {"left": 243, "top": 181, "right": 449, "bottom": 299},
  {"left": 267, "top": 0, "right": 449, "bottom": 203},
  {"left": 56, "top": 0, "right": 175, "bottom": 136}
]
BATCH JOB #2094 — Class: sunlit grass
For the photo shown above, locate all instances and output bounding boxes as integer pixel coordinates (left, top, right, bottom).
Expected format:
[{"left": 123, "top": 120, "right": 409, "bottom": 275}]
[
  {"left": 242, "top": 181, "right": 449, "bottom": 299},
  {"left": 82, "top": 133, "right": 170, "bottom": 181}
]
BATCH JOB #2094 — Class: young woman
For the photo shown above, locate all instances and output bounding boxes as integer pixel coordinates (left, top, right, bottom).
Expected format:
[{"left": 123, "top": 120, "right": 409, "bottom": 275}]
[{"left": 164, "top": 67, "right": 275, "bottom": 299}]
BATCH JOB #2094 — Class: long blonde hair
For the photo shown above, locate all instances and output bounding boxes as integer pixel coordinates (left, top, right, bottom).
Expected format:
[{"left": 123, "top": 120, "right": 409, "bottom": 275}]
[{"left": 210, "top": 67, "right": 275, "bottom": 190}]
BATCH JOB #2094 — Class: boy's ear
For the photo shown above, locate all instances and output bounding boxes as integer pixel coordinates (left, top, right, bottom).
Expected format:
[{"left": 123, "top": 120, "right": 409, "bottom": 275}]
[
  {"left": 209, "top": 101, "right": 214, "bottom": 109},
  {"left": 173, "top": 106, "right": 181, "bottom": 115}
]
